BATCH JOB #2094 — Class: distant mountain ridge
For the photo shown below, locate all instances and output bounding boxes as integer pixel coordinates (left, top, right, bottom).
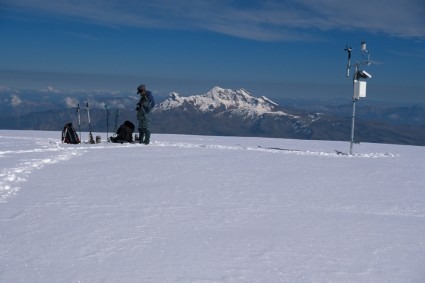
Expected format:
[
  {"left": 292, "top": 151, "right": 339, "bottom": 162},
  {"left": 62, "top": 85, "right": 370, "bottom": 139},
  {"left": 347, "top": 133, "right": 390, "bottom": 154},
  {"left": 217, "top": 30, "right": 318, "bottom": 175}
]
[
  {"left": 157, "top": 86, "right": 294, "bottom": 118},
  {"left": 152, "top": 87, "right": 321, "bottom": 139},
  {"left": 1, "top": 86, "right": 425, "bottom": 146}
]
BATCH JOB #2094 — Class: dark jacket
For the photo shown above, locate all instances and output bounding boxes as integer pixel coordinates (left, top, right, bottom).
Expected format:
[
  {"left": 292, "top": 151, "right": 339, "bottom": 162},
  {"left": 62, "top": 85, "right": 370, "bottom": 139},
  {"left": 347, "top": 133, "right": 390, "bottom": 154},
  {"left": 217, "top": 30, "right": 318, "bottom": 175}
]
[{"left": 137, "top": 91, "right": 155, "bottom": 114}]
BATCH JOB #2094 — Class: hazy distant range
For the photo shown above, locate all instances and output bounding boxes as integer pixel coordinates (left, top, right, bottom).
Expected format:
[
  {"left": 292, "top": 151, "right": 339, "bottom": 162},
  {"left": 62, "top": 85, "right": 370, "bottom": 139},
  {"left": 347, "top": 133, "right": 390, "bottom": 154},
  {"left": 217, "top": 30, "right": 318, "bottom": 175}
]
[{"left": 0, "top": 86, "right": 424, "bottom": 146}]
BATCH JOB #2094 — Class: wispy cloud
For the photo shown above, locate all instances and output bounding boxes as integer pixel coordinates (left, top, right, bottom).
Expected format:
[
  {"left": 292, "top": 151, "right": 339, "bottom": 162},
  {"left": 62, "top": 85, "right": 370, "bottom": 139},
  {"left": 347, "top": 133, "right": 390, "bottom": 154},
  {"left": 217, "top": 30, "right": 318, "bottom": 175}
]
[
  {"left": 11, "top": 94, "right": 22, "bottom": 107},
  {"left": 64, "top": 96, "right": 78, "bottom": 108},
  {"left": 4, "top": 0, "right": 425, "bottom": 41}
]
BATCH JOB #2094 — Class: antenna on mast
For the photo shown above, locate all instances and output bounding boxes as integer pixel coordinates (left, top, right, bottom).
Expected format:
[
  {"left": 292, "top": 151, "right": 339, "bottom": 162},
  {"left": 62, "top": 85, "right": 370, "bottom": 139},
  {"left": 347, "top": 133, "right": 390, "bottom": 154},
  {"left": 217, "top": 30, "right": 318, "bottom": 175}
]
[
  {"left": 344, "top": 45, "right": 352, "bottom": 77},
  {"left": 344, "top": 41, "right": 375, "bottom": 155}
]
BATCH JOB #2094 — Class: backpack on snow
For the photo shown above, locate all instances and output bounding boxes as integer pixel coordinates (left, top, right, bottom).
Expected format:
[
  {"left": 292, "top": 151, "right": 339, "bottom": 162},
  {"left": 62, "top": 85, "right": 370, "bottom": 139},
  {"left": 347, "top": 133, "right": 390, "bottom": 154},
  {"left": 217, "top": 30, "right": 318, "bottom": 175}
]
[
  {"left": 62, "top": 123, "right": 80, "bottom": 144},
  {"left": 109, "top": 120, "right": 135, "bottom": 143}
]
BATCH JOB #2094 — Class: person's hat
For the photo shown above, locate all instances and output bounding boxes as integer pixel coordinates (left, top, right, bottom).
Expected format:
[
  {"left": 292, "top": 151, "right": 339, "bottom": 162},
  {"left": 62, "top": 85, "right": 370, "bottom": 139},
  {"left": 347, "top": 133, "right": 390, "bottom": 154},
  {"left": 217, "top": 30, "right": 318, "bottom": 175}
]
[{"left": 137, "top": 84, "right": 146, "bottom": 93}]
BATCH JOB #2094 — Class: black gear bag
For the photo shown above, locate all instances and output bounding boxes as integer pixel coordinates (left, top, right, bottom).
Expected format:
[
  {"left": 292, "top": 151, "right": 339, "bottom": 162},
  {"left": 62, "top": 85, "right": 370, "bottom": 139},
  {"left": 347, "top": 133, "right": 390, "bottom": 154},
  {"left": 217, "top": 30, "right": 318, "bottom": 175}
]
[
  {"left": 109, "top": 120, "right": 135, "bottom": 143},
  {"left": 62, "top": 123, "right": 80, "bottom": 144}
]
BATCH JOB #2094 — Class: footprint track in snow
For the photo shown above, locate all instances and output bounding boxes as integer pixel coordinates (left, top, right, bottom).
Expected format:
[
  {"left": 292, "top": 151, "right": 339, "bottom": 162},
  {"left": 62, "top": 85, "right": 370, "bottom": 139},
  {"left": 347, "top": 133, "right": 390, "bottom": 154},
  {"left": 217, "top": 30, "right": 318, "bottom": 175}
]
[
  {"left": 0, "top": 136, "right": 84, "bottom": 202},
  {"left": 0, "top": 135, "right": 395, "bottom": 202}
]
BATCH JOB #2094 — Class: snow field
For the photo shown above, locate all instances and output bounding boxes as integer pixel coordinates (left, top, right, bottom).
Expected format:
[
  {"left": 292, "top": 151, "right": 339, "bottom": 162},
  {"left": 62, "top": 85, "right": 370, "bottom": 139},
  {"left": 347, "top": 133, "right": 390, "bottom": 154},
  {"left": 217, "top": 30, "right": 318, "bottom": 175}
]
[{"left": 1, "top": 130, "right": 425, "bottom": 282}]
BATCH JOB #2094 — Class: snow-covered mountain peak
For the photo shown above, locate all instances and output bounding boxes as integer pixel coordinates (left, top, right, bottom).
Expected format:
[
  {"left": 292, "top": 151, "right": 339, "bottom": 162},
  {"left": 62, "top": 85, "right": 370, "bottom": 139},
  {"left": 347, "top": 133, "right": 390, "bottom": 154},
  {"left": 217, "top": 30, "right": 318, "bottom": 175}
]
[
  {"left": 168, "top": 92, "right": 182, "bottom": 101},
  {"left": 206, "top": 86, "right": 254, "bottom": 102},
  {"left": 158, "top": 86, "right": 290, "bottom": 118}
]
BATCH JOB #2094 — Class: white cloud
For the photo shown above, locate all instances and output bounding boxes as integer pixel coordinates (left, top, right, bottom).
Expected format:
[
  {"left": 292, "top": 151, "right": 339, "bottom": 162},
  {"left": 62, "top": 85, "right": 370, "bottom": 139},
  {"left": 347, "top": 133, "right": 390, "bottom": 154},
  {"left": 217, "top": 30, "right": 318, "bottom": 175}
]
[
  {"left": 11, "top": 94, "right": 22, "bottom": 107},
  {"left": 64, "top": 97, "right": 78, "bottom": 108},
  {"left": 44, "top": 86, "right": 60, "bottom": 93}
]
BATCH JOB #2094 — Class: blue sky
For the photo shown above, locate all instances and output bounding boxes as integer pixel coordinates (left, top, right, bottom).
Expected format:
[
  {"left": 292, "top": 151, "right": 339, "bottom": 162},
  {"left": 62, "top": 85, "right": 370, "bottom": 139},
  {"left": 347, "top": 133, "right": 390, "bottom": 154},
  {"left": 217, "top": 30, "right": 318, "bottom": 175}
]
[{"left": 1, "top": 0, "right": 424, "bottom": 104}]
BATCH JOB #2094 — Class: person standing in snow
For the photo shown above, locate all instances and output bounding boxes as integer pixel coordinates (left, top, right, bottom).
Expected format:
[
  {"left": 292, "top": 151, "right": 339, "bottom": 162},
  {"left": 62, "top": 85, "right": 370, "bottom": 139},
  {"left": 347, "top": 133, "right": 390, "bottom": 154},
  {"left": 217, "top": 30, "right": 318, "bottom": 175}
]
[{"left": 136, "top": 84, "right": 155, "bottom": 144}]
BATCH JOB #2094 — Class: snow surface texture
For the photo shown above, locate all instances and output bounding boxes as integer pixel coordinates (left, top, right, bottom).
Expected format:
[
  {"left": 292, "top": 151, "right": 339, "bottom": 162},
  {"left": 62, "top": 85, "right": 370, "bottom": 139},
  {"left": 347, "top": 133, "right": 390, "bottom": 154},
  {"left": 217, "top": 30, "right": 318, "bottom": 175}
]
[{"left": 1, "top": 130, "right": 424, "bottom": 282}]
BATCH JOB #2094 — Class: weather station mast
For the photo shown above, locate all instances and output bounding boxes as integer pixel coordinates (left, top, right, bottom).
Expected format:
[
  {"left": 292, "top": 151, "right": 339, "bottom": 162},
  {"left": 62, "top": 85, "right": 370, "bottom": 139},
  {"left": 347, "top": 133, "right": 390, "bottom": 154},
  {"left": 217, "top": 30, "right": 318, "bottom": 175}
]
[{"left": 345, "top": 41, "right": 373, "bottom": 155}]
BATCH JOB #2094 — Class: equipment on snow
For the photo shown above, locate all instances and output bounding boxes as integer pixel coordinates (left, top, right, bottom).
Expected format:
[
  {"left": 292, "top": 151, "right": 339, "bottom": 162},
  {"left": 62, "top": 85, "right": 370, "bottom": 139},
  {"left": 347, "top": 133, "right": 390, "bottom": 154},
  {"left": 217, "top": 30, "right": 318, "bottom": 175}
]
[
  {"left": 105, "top": 105, "right": 110, "bottom": 141},
  {"left": 62, "top": 123, "right": 80, "bottom": 144},
  {"left": 113, "top": 109, "right": 119, "bottom": 133},
  {"left": 86, "top": 102, "right": 95, "bottom": 144},
  {"left": 77, "top": 104, "right": 82, "bottom": 141},
  {"left": 109, "top": 120, "right": 135, "bottom": 143}
]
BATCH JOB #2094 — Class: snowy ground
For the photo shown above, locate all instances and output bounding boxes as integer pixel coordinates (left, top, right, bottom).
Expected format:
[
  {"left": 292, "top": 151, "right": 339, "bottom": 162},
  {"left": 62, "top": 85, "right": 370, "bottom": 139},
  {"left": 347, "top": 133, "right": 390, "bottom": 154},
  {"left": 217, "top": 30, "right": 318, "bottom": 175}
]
[{"left": 1, "top": 130, "right": 424, "bottom": 282}]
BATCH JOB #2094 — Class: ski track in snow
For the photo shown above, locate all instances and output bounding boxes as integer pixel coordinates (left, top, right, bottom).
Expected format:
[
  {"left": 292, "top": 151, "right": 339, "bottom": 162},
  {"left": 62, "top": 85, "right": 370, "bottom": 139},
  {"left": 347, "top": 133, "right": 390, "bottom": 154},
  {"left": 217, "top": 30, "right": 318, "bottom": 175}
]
[
  {"left": 0, "top": 136, "right": 84, "bottom": 202},
  {"left": 0, "top": 135, "right": 396, "bottom": 203}
]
